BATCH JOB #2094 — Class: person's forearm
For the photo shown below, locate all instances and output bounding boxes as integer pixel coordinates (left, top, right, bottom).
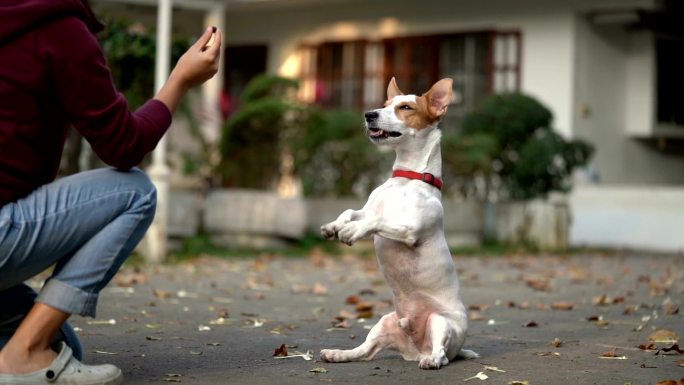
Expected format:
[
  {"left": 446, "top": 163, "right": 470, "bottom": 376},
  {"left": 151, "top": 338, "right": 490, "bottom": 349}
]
[{"left": 153, "top": 73, "right": 189, "bottom": 115}]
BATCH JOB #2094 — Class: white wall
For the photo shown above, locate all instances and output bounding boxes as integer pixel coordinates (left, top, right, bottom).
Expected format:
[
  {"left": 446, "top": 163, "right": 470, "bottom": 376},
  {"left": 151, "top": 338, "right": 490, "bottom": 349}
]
[
  {"left": 624, "top": 31, "right": 655, "bottom": 137},
  {"left": 570, "top": 186, "right": 684, "bottom": 252},
  {"left": 572, "top": 16, "right": 684, "bottom": 185}
]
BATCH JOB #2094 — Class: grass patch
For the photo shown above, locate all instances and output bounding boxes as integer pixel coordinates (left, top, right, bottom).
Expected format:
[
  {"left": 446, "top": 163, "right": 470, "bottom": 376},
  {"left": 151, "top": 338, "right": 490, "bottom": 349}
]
[{"left": 166, "top": 232, "right": 348, "bottom": 262}]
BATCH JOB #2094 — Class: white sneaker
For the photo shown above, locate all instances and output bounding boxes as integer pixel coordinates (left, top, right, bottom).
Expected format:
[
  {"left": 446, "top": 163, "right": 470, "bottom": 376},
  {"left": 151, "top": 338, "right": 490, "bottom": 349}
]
[{"left": 0, "top": 342, "right": 122, "bottom": 384}]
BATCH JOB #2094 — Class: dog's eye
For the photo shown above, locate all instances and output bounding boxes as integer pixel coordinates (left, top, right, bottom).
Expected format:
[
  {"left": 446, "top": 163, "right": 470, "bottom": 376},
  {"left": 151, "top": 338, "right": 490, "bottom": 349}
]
[{"left": 399, "top": 105, "right": 413, "bottom": 110}]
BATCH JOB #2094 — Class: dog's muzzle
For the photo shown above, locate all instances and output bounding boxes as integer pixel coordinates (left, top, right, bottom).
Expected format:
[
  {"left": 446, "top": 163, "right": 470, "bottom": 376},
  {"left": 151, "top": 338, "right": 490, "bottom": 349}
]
[{"left": 365, "top": 111, "right": 402, "bottom": 139}]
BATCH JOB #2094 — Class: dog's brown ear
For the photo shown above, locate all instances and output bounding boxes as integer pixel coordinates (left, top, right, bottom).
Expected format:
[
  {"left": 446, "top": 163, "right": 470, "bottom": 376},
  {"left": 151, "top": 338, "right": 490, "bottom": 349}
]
[
  {"left": 387, "top": 77, "right": 404, "bottom": 100},
  {"left": 425, "top": 78, "right": 453, "bottom": 118}
]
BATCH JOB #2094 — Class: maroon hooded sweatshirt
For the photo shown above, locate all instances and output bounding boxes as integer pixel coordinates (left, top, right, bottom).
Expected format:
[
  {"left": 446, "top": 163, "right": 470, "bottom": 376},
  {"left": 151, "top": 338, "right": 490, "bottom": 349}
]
[{"left": 0, "top": 0, "right": 172, "bottom": 207}]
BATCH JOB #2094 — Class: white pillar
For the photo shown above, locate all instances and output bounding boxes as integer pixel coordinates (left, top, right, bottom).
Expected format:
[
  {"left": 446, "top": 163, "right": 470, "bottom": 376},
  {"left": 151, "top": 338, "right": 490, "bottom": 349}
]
[
  {"left": 145, "top": 0, "right": 173, "bottom": 263},
  {"left": 200, "top": 4, "right": 225, "bottom": 145}
]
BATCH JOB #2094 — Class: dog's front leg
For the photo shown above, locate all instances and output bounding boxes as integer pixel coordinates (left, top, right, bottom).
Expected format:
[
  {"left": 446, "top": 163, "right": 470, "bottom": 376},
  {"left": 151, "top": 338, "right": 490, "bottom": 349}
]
[
  {"left": 338, "top": 215, "right": 422, "bottom": 247},
  {"left": 320, "top": 209, "right": 365, "bottom": 240}
]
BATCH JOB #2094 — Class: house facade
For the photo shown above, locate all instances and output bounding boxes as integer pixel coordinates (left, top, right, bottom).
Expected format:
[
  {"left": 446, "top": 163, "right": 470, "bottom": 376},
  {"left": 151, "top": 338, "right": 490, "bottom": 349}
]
[{"left": 94, "top": 0, "right": 684, "bottom": 252}]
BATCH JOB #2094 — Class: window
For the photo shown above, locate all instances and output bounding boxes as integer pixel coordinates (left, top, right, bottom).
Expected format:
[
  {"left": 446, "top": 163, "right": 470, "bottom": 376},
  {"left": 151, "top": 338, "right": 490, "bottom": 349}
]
[
  {"left": 224, "top": 44, "right": 268, "bottom": 116},
  {"left": 656, "top": 36, "right": 684, "bottom": 127},
  {"left": 299, "top": 40, "right": 381, "bottom": 110},
  {"left": 298, "top": 30, "right": 521, "bottom": 130}
]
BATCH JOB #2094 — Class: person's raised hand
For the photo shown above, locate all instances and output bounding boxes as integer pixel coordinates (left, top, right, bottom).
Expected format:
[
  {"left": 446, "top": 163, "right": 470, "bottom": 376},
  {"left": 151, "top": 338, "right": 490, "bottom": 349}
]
[
  {"left": 171, "top": 26, "right": 222, "bottom": 91},
  {"left": 156, "top": 26, "right": 222, "bottom": 113}
]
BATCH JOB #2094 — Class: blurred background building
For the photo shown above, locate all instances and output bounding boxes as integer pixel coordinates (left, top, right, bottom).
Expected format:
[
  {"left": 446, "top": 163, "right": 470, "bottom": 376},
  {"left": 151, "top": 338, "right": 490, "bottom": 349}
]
[{"left": 91, "top": 0, "right": 684, "bottom": 254}]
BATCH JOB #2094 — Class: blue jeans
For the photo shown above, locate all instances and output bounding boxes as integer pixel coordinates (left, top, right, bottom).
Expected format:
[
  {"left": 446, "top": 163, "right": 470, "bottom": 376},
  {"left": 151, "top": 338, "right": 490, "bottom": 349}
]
[{"left": 0, "top": 168, "right": 156, "bottom": 350}]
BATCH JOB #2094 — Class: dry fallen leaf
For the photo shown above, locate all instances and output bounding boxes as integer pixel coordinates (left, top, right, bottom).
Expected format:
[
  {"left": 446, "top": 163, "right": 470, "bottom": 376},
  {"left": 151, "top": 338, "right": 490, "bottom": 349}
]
[
  {"left": 655, "top": 380, "right": 684, "bottom": 385},
  {"left": 469, "top": 311, "right": 486, "bottom": 321},
  {"left": 468, "top": 304, "right": 491, "bottom": 311},
  {"left": 593, "top": 294, "right": 624, "bottom": 306},
  {"left": 153, "top": 289, "right": 173, "bottom": 299},
  {"left": 535, "top": 351, "right": 561, "bottom": 357},
  {"left": 551, "top": 301, "right": 575, "bottom": 311},
  {"left": 522, "top": 321, "right": 539, "bottom": 328},
  {"left": 313, "top": 282, "right": 328, "bottom": 295},
  {"left": 87, "top": 319, "right": 116, "bottom": 325},
  {"left": 586, "top": 315, "right": 610, "bottom": 326},
  {"left": 339, "top": 309, "right": 356, "bottom": 320},
  {"left": 209, "top": 317, "right": 231, "bottom": 325},
  {"left": 638, "top": 343, "right": 657, "bottom": 351},
  {"left": 550, "top": 338, "right": 563, "bottom": 348},
  {"left": 356, "top": 310, "right": 374, "bottom": 319},
  {"left": 309, "top": 367, "right": 328, "bottom": 374},
  {"left": 664, "top": 304, "right": 679, "bottom": 315},
  {"left": 525, "top": 278, "right": 552, "bottom": 292},
  {"left": 483, "top": 365, "right": 506, "bottom": 373},
  {"left": 273, "top": 349, "right": 314, "bottom": 361},
  {"left": 509, "top": 381, "right": 531, "bottom": 385},
  {"left": 345, "top": 295, "right": 361, "bottom": 305},
  {"left": 678, "top": 359, "right": 684, "bottom": 367},
  {"left": 355, "top": 302, "right": 374, "bottom": 312},
  {"left": 649, "top": 329, "right": 679, "bottom": 344},
  {"left": 163, "top": 373, "right": 182, "bottom": 382},
  {"left": 463, "top": 371, "right": 488, "bottom": 381},
  {"left": 650, "top": 282, "right": 668, "bottom": 296},
  {"left": 176, "top": 290, "right": 198, "bottom": 299},
  {"left": 273, "top": 344, "right": 289, "bottom": 357},
  {"left": 114, "top": 270, "right": 148, "bottom": 287},
  {"left": 600, "top": 349, "right": 627, "bottom": 359},
  {"left": 93, "top": 350, "right": 118, "bottom": 355},
  {"left": 359, "top": 288, "right": 376, "bottom": 296},
  {"left": 658, "top": 344, "right": 684, "bottom": 354},
  {"left": 333, "top": 319, "right": 351, "bottom": 329}
]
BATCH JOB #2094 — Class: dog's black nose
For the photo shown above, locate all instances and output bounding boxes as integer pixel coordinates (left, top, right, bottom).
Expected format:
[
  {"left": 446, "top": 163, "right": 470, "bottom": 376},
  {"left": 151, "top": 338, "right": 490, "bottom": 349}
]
[{"left": 364, "top": 111, "right": 379, "bottom": 122}]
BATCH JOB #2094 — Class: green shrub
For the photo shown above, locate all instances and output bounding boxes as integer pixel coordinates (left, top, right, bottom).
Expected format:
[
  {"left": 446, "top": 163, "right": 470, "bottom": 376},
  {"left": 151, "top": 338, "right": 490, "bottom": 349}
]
[
  {"left": 287, "top": 109, "right": 387, "bottom": 197},
  {"left": 217, "top": 74, "right": 386, "bottom": 195},
  {"left": 443, "top": 93, "right": 593, "bottom": 200}
]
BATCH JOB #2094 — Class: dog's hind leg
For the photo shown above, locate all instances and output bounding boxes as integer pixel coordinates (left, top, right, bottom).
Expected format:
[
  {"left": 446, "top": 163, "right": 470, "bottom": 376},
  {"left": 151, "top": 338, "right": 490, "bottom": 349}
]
[
  {"left": 320, "top": 312, "right": 408, "bottom": 362},
  {"left": 418, "top": 313, "right": 471, "bottom": 369}
]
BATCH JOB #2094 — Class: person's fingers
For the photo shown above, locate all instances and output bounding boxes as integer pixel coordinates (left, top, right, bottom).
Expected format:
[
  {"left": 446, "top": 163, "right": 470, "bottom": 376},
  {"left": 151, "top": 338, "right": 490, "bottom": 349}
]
[
  {"left": 204, "top": 29, "right": 222, "bottom": 59},
  {"left": 193, "top": 26, "right": 215, "bottom": 50}
]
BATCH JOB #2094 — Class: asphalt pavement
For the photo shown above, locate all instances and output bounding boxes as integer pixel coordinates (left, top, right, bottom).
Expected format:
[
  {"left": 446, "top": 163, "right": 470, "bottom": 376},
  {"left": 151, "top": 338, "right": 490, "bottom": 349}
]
[{"left": 42, "top": 246, "right": 684, "bottom": 385}]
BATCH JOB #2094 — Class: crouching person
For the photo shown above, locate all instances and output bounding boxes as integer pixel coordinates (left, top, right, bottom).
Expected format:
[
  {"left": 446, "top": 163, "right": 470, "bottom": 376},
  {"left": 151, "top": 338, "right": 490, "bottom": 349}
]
[{"left": 0, "top": 0, "right": 222, "bottom": 383}]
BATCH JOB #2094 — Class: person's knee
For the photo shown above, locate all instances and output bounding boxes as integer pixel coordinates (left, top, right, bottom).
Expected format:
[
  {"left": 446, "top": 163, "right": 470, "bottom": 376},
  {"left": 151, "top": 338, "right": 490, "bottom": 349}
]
[
  {"left": 127, "top": 168, "right": 156, "bottom": 195},
  {"left": 116, "top": 168, "right": 157, "bottom": 216},
  {"left": 131, "top": 168, "right": 157, "bottom": 211}
]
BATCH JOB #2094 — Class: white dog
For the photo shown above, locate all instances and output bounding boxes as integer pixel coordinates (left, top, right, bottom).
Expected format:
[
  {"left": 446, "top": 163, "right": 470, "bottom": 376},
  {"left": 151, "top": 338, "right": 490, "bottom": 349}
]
[{"left": 319, "top": 78, "right": 478, "bottom": 369}]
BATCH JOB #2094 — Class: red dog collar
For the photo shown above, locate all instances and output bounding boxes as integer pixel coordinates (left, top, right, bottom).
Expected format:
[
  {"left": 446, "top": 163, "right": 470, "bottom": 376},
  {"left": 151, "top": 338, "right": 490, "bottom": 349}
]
[{"left": 392, "top": 170, "right": 443, "bottom": 190}]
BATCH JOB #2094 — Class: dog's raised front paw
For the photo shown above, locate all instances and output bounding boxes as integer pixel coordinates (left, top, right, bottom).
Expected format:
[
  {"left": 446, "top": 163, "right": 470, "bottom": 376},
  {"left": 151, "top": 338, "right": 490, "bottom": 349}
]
[
  {"left": 337, "top": 222, "right": 368, "bottom": 246},
  {"left": 320, "top": 223, "right": 338, "bottom": 240},
  {"left": 320, "top": 349, "right": 347, "bottom": 363}
]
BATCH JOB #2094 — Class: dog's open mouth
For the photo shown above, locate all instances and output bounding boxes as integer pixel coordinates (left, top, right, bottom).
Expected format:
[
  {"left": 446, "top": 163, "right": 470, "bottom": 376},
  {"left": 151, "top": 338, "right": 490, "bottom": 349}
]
[{"left": 368, "top": 127, "right": 402, "bottom": 139}]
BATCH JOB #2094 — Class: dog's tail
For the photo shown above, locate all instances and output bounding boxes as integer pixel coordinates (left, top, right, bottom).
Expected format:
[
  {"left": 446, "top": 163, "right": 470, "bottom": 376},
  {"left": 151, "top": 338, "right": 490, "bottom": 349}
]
[{"left": 457, "top": 349, "right": 480, "bottom": 360}]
